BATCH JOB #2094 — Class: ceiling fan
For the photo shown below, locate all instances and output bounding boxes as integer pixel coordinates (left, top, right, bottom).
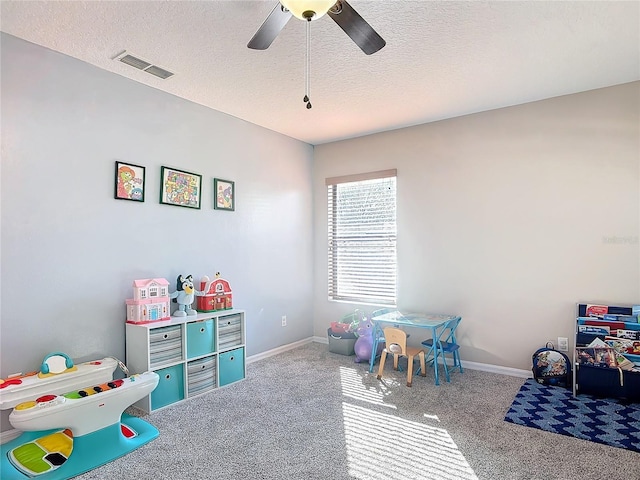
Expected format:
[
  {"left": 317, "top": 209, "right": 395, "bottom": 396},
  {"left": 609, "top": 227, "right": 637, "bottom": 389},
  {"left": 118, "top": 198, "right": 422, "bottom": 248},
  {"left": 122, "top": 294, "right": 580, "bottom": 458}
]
[
  {"left": 248, "top": 0, "right": 386, "bottom": 55},
  {"left": 248, "top": 1, "right": 385, "bottom": 109}
]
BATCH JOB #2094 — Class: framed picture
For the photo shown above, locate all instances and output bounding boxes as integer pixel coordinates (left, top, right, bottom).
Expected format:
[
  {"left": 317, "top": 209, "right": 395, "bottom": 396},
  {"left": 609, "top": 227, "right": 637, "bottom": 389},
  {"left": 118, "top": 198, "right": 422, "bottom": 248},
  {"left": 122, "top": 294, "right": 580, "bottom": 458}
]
[
  {"left": 214, "top": 178, "right": 235, "bottom": 211},
  {"left": 114, "top": 161, "right": 145, "bottom": 202},
  {"left": 160, "top": 166, "right": 202, "bottom": 209}
]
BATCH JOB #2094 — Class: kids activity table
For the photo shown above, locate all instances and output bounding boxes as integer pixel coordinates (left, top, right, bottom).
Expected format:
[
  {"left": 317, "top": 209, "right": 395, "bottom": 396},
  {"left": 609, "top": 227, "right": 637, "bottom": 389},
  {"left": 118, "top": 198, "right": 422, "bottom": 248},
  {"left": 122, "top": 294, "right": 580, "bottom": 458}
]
[{"left": 369, "top": 310, "right": 461, "bottom": 385}]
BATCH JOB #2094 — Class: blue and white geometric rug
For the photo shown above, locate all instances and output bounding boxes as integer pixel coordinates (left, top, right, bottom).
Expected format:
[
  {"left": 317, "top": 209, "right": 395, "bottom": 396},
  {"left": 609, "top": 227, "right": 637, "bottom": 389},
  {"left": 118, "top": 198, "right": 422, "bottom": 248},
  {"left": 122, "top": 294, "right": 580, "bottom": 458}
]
[{"left": 504, "top": 378, "right": 640, "bottom": 453}]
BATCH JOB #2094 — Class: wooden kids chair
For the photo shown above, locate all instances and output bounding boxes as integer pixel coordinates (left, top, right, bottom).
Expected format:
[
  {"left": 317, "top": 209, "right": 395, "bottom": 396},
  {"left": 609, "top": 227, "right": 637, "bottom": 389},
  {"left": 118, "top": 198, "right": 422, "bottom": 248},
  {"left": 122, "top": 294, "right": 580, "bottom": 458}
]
[
  {"left": 376, "top": 327, "right": 426, "bottom": 387},
  {"left": 370, "top": 307, "right": 410, "bottom": 343}
]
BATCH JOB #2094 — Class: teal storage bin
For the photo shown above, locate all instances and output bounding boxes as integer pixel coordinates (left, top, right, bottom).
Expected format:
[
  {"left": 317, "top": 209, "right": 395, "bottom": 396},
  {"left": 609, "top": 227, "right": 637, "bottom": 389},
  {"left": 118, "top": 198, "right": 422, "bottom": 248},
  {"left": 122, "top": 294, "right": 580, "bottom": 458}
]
[
  {"left": 219, "top": 347, "right": 245, "bottom": 386},
  {"left": 151, "top": 364, "right": 185, "bottom": 410},
  {"left": 186, "top": 319, "right": 215, "bottom": 359}
]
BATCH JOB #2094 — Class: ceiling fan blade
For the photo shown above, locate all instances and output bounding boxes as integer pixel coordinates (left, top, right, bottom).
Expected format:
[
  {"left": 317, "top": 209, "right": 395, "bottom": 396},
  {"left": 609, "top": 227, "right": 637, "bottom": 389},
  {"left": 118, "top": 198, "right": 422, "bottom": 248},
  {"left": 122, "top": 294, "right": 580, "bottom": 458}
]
[
  {"left": 327, "top": 0, "right": 385, "bottom": 55},
  {"left": 247, "top": 3, "right": 293, "bottom": 50}
]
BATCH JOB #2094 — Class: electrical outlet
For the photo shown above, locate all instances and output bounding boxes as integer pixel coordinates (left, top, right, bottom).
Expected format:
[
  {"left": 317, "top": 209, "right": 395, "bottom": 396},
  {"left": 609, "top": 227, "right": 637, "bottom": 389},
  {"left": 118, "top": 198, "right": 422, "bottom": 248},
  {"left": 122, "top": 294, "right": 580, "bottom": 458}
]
[
  {"left": 281, "top": 315, "right": 287, "bottom": 327},
  {"left": 557, "top": 337, "right": 569, "bottom": 352}
]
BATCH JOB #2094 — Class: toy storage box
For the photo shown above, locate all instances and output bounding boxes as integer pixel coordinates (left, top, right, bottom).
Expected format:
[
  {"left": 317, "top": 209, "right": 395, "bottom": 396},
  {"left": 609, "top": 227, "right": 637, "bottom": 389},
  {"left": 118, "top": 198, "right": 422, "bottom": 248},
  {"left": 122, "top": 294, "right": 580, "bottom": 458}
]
[
  {"left": 327, "top": 328, "right": 356, "bottom": 356},
  {"left": 575, "top": 332, "right": 640, "bottom": 401},
  {"left": 574, "top": 303, "right": 640, "bottom": 402}
]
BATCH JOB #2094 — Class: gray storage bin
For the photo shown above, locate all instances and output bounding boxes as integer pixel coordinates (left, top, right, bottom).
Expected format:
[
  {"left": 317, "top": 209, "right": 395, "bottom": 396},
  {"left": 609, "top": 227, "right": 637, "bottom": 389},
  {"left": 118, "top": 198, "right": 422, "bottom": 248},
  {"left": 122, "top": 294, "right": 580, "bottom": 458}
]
[{"left": 327, "top": 328, "right": 356, "bottom": 356}]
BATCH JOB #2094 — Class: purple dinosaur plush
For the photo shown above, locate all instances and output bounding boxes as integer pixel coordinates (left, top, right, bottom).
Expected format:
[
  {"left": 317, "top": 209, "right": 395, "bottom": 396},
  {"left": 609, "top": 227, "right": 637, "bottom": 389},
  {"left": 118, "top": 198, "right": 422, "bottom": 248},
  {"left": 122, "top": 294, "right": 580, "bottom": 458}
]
[{"left": 353, "top": 317, "right": 383, "bottom": 363}]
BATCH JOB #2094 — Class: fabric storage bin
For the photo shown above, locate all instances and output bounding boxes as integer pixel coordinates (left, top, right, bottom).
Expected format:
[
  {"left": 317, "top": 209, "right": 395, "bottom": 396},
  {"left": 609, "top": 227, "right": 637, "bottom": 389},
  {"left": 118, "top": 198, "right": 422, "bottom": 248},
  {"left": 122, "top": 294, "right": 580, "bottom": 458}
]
[
  {"left": 186, "top": 319, "right": 215, "bottom": 359},
  {"left": 217, "top": 314, "right": 243, "bottom": 350},
  {"left": 187, "top": 356, "right": 216, "bottom": 397},
  {"left": 219, "top": 347, "right": 245, "bottom": 386},
  {"left": 149, "top": 325, "right": 183, "bottom": 368},
  {"left": 622, "top": 370, "right": 640, "bottom": 400},
  {"left": 151, "top": 364, "right": 185, "bottom": 410},
  {"left": 576, "top": 365, "right": 640, "bottom": 401},
  {"left": 149, "top": 324, "right": 182, "bottom": 343},
  {"left": 576, "top": 365, "right": 624, "bottom": 398},
  {"left": 327, "top": 328, "right": 356, "bottom": 356}
]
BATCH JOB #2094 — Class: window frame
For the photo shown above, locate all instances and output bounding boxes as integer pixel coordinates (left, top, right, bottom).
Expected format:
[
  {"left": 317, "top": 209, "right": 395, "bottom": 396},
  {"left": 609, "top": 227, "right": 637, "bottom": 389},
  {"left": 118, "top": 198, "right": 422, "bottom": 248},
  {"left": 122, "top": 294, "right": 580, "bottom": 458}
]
[{"left": 326, "top": 169, "right": 397, "bottom": 306}]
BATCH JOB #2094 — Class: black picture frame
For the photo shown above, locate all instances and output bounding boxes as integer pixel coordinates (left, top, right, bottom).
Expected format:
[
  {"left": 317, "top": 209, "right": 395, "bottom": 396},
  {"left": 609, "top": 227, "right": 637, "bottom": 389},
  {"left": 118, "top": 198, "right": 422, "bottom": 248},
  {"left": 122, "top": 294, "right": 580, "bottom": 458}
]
[
  {"left": 159, "top": 166, "right": 202, "bottom": 209},
  {"left": 214, "top": 178, "right": 235, "bottom": 211},
  {"left": 114, "top": 161, "right": 146, "bottom": 202}
]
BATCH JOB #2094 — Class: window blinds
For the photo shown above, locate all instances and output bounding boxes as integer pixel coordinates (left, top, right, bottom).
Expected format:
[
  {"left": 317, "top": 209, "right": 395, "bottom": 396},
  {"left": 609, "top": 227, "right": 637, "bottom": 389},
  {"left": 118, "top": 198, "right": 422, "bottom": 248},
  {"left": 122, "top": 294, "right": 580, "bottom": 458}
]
[{"left": 327, "top": 170, "right": 397, "bottom": 305}]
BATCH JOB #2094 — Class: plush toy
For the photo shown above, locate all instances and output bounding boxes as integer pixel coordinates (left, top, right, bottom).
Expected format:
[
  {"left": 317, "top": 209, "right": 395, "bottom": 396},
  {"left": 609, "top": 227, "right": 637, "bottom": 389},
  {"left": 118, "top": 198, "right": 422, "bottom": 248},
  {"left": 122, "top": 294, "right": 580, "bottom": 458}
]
[
  {"left": 169, "top": 274, "right": 210, "bottom": 317},
  {"left": 353, "top": 317, "right": 383, "bottom": 363}
]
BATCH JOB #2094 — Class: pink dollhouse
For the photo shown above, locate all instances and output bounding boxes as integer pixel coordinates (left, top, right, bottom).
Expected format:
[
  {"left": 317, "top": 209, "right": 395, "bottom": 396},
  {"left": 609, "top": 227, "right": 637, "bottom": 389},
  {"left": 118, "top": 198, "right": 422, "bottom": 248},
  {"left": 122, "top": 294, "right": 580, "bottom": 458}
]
[
  {"left": 196, "top": 273, "right": 232, "bottom": 313},
  {"left": 126, "top": 278, "right": 171, "bottom": 323}
]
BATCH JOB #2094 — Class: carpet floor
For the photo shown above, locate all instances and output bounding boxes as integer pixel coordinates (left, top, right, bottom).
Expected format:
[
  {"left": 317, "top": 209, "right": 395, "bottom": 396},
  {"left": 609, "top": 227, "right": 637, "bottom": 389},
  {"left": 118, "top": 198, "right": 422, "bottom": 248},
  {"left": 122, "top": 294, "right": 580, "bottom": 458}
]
[{"left": 70, "top": 342, "right": 639, "bottom": 480}]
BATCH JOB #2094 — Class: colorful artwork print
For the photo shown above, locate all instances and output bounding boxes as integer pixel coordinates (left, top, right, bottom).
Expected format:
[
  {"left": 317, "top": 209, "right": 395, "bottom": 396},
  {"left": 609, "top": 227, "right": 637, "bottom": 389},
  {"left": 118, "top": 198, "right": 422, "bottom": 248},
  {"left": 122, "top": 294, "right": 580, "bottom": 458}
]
[
  {"left": 114, "top": 161, "right": 145, "bottom": 202},
  {"left": 160, "top": 167, "right": 202, "bottom": 209},
  {"left": 214, "top": 178, "right": 235, "bottom": 211}
]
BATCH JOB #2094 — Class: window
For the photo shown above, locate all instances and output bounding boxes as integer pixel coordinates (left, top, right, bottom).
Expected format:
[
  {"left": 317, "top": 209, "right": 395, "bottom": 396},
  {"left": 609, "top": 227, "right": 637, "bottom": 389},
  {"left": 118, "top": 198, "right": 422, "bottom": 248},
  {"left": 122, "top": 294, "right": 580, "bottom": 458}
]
[{"left": 327, "top": 169, "right": 397, "bottom": 305}]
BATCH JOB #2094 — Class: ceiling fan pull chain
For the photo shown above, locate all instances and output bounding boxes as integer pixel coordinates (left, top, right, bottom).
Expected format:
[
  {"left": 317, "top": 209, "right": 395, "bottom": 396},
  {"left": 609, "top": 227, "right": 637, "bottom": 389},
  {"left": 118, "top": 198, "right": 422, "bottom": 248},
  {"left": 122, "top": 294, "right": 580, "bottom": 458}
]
[{"left": 304, "top": 18, "right": 312, "bottom": 109}]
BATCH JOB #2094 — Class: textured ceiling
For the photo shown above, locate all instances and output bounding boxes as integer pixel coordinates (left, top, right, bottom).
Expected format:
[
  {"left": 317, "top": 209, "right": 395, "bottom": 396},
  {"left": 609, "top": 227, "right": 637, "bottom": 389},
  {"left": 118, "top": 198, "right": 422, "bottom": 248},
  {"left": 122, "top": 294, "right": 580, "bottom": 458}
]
[{"left": 1, "top": 1, "right": 639, "bottom": 145}]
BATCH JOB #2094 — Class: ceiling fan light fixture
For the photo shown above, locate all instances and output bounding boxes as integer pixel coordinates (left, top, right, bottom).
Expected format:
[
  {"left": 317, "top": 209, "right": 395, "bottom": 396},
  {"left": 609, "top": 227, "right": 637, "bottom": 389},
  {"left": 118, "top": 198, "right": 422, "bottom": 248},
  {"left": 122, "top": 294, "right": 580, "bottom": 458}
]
[{"left": 279, "top": 0, "right": 336, "bottom": 21}]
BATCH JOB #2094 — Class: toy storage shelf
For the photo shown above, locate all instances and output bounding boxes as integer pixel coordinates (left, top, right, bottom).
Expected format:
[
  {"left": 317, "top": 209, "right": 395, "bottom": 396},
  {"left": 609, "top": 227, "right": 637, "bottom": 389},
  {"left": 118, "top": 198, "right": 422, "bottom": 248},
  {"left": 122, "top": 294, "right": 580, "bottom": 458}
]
[
  {"left": 126, "top": 309, "right": 245, "bottom": 413},
  {"left": 572, "top": 303, "right": 639, "bottom": 401}
]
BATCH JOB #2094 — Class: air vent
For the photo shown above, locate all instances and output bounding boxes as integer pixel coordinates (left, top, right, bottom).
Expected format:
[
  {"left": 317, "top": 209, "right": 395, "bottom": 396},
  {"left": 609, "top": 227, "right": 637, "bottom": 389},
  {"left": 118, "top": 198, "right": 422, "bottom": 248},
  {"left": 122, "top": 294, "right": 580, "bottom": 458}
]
[
  {"left": 119, "top": 54, "right": 151, "bottom": 70},
  {"left": 113, "top": 51, "right": 174, "bottom": 80},
  {"left": 144, "top": 65, "right": 174, "bottom": 80}
]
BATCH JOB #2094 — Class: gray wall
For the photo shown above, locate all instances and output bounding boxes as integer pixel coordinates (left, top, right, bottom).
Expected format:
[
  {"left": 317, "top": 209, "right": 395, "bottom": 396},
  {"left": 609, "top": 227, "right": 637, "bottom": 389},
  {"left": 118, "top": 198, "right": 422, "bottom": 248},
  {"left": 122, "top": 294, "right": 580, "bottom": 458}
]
[
  {"left": 1, "top": 34, "right": 314, "bottom": 380},
  {"left": 313, "top": 82, "right": 640, "bottom": 371},
  {"left": 2, "top": 32, "right": 639, "bottom": 402}
]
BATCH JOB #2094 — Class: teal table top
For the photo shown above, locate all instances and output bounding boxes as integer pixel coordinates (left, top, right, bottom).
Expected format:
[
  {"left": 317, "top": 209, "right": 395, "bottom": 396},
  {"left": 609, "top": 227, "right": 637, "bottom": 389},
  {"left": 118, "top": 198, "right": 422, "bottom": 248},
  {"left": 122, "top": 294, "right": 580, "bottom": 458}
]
[{"left": 371, "top": 310, "right": 460, "bottom": 328}]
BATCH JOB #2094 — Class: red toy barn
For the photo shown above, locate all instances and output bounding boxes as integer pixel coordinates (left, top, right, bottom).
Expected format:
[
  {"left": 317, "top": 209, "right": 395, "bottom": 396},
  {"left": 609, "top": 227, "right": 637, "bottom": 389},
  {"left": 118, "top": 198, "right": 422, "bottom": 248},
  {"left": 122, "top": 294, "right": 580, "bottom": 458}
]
[{"left": 196, "top": 274, "right": 233, "bottom": 313}]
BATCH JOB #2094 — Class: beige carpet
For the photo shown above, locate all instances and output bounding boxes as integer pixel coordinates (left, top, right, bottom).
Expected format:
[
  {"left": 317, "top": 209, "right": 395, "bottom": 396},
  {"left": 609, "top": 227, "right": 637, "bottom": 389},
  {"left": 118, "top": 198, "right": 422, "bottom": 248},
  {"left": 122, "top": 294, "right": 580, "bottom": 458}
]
[{"left": 75, "top": 342, "right": 639, "bottom": 480}]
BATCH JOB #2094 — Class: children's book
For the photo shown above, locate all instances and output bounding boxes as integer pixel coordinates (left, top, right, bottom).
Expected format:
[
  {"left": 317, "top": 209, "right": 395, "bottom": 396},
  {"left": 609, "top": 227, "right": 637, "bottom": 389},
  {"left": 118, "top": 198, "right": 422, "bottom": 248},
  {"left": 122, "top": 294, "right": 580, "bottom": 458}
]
[
  {"left": 587, "top": 337, "right": 608, "bottom": 348},
  {"left": 616, "top": 355, "right": 636, "bottom": 371},
  {"left": 616, "top": 329, "right": 640, "bottom": 340},
  {"left": 604, "top": 314, "right": 638, "bottom": 322},
  {"left": 578, "top": 303, "right": 635, "bottom": 317},
  {"left": 578, "top": 325, "right": 610, "bottom": 335},
  {"left": 585, "top": 304, "right": 609, "bottom": 317},
  {"left": 575, "top": 347, "right": 618, "bottom": 368},
  {"left": 605, "top": 335, "right": 634, "bottom": 347},
  {"left": 605, "top": 336, "right": 635, "bottom": 352}
]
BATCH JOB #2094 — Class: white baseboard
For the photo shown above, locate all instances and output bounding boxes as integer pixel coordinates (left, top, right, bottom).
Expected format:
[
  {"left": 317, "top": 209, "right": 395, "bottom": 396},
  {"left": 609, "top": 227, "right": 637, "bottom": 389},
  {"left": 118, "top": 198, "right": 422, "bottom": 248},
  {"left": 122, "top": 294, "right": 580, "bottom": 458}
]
[
  {"left": 460, "top": 360, "right": 531, "bottom": 378},
  {"left": 246, "top": 337, "right": 315, "bottom": 364},
  {"left": 253, "top": 337, "right": 531, "bottom": 379}
]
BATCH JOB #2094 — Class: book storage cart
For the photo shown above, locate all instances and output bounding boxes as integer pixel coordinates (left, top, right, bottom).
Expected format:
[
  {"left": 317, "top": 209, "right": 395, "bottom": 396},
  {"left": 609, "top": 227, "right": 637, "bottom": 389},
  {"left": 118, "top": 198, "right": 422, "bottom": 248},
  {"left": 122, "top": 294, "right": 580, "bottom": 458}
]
[
  {"left": 573, "top": 303, "right": 640, "bottom": 401},
  {"left": 126, "top": 309, "right": 245, "bottom": 412}
]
